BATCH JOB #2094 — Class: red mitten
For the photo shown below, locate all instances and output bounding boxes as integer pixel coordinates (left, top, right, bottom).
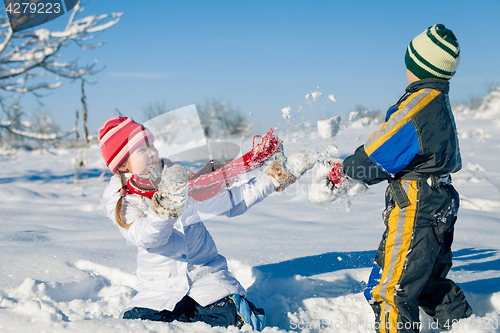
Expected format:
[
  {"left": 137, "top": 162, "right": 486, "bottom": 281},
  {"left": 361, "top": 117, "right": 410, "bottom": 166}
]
[{"left": 328, "top": 162, "right": 344, "bottom": 185}]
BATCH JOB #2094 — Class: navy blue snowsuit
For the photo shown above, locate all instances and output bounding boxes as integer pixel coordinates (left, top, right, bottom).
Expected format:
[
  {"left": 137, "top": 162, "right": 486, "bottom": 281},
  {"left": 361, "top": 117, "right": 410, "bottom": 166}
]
[{"left": 343, "top": 79, "right": 473, "bottom": 332}]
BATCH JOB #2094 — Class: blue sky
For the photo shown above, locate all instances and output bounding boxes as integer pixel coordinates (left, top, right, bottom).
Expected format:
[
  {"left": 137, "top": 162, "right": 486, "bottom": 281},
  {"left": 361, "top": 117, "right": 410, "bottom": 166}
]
[{"left": 16, "top": 0, "right": 500, "bottom": 134}]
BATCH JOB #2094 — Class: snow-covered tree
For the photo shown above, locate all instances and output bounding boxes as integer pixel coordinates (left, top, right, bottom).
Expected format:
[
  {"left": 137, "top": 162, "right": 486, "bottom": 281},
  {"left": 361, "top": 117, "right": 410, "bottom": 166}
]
[
  {"left": 198, "top": 99, "right": 252, "bottom": 139},
  {"left": 0, "top": 102, "right": 63, "bottom": 150},
  {"left": 0, "top": 2, "right": 122, "bottom": 147},
  {"left": 142, "top": 100, "right": 183, "bottom": 145},
  {"left": 143, "top": 99, "right": 253, "bottom": 142}
]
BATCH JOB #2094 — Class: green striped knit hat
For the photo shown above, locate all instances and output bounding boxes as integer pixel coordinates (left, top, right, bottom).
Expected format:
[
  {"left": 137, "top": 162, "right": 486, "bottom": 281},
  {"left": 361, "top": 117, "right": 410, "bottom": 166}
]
[{"left": 405, "top": 24, "right": 460, "bottom": 80}]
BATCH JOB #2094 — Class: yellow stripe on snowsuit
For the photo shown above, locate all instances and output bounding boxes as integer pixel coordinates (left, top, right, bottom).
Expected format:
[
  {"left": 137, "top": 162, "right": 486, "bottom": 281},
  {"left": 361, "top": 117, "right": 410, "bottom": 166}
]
[
  {"left": 372, "top": 180, "right": 418, "bottom": 333},
  {"left": 365, "top": 89, "right": 441, "bottom": 157},
  {"left": 380, "top": 307, "right": 387, "bottom": 333}
]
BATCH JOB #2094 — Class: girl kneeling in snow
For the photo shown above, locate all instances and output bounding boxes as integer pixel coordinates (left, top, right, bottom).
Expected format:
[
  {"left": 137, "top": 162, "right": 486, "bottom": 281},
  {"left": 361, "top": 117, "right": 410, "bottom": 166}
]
[{"left": 99, "top": 116, "right": 311, "bottom": 330}]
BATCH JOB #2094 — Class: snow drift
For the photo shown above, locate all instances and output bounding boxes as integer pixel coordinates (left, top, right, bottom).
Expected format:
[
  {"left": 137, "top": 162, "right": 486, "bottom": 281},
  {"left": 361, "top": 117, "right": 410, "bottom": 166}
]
[{"left": 1, "top": 88, "right": 500, "bottom": 332}]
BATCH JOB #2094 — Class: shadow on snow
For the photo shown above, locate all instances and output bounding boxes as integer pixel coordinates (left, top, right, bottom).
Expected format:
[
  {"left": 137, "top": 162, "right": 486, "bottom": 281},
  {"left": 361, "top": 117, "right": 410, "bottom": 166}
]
[
  {"left": 453, "top": 248, "right": 500, "bottom": 295},
  {"left": 0, "top": 168, "right": 108, "bottom": 185},
  {"left": 247, "top": 248, "right": 500, "bottom": 328},
  {"left": 248, "top": 250, "right": 375, "bottom": 328}
]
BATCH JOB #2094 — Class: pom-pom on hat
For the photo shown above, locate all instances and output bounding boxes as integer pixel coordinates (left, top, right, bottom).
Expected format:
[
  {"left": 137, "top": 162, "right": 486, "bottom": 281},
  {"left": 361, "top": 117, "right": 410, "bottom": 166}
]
[
  {"left": 98, "top": 116, "right": 155, "bottom": 173},
  {"left": 405, "top": 24, "right": 460, "bottom": 80}
]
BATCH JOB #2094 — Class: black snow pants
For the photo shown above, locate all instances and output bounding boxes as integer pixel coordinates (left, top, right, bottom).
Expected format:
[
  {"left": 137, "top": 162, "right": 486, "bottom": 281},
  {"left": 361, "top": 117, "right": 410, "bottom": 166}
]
[
  {"left": 121, "top": 294, "right": 264, "bottom": 329},
  {"left": 122, "top": 295, "right": 239, "bottom": 327},
  {"left": 364, "top": 179, "right": 472, "bottom": 332}
]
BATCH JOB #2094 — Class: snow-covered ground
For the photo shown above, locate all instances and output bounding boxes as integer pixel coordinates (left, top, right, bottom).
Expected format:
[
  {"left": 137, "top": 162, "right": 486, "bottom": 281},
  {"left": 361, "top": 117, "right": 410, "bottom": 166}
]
[{"left": 1, "top": 88, "right": 500, "bottom": 332}]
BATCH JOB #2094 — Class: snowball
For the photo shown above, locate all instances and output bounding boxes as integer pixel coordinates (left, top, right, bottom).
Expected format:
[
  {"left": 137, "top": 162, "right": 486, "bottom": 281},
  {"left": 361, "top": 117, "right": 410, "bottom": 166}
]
[
  {"left": 305, "top": 91, "right": 323, "bottom": 102},
  {"left": 328, "top": 94, "right": 337, "bottom": 102},
  {"left": 285, "top": 149, "right": 317, "bottom": 178},
  {"left": 326, "top": 145, "right": 339, "bottom": 157},
  {"left": 311, "top": 91, "right": 323, "bottom": 101},
  {"left": 282, "top": 107, "right": 292, "bottom": 121},
  {"left": 317, "top": 116, "right": 341, "bottom": 139}
]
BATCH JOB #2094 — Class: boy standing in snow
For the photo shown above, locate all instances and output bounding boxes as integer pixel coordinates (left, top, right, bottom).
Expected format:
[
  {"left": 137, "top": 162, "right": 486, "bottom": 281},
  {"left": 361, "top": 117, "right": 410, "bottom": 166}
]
[{"left": 325, "top": 24, "right": 472, "bottom": 332}]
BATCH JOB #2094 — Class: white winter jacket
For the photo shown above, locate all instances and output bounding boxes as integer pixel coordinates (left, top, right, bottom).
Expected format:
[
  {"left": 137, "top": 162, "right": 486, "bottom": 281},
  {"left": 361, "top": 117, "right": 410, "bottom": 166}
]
[{"left": 101, "top": 172, "right": 276, "bottom": 311}]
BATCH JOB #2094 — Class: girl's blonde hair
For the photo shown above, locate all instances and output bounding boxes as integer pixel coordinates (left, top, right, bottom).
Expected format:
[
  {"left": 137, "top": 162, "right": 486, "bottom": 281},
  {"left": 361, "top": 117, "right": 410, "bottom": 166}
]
[{"left": 115, "top": 169, "right": 131, "bottom": 229}]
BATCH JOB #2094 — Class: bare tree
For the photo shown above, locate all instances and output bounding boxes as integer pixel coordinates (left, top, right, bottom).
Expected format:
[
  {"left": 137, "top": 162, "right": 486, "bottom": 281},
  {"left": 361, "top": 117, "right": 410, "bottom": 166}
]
[
  {"left": 142, "top": 100, "right": 182, "bottom": 145},
  {"left": 198, "top": 99, "right": 252, "bottom": 139},
  {"left": 143, "top": 99, "right": 253, "bottom": 142},
  {"left": 0, "top": 2, "right": 122, "bottom": 147},
  {"left": 349, "top": 105, "right": 384, "bottom": 124},
  {"left": 143, "top": 99, "right": 170, "bottom": 121}
]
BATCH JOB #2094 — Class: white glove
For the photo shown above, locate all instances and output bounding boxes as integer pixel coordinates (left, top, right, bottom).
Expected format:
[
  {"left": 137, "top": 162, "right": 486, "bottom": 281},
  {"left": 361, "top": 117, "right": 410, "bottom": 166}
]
[{"left": 148, "top": 164, "right": 188, "bottom": 220}]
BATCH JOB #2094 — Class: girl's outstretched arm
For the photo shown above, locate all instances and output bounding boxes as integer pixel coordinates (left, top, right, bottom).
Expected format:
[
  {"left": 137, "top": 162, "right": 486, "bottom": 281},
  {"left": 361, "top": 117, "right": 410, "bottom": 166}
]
[{"left": 196, "top": 173, "right": 277, "bottom": 219}]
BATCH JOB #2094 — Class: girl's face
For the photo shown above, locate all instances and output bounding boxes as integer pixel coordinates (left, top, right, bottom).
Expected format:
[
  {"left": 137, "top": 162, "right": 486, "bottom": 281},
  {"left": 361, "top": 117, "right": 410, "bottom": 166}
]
[{"left": 119, "top": 142, "right": 159, "bottom": 175}]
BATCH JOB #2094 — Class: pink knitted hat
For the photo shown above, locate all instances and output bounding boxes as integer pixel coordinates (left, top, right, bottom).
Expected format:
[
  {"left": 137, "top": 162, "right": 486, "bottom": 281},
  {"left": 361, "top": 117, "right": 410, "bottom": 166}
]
[{"left": 98, "top": 116, "right": 155, "bottom": 173}]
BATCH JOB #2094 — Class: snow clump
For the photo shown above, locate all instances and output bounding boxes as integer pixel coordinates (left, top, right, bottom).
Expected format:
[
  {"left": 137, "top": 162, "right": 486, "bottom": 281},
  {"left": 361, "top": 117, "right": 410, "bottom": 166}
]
[
  {"left": 308, "top": 158, "right": 367, "bottom": 204},
  {"left": 317, "top": 116, "right": 341, "bottom": 139},
  {"left": 285, "top": 149, "right": 318, "bottom": 178},
  {"left": 282, "top": 107, "right": 292, "bottom": 121},
  {"left": 305, "top": 91, "right": 323, "bottom": 102}
]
